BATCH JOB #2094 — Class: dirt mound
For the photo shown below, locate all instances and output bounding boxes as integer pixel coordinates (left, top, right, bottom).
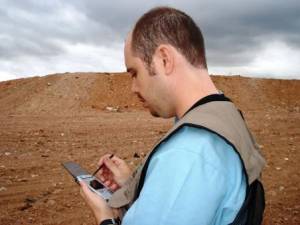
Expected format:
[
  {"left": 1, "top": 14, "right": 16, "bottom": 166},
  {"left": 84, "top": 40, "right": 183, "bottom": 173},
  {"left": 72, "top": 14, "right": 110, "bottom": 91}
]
[
  {"left": 0, "top": 73, "right": 299, "bottom": 225},
  {"left": 0, "top": 73, "right": 299, "bottom": 115},
  {"left": 212, "top": 75, "right": 300, "bottom": 111},
  {"left": 0, "top": 72, "right": 142, "bottom": 115}
]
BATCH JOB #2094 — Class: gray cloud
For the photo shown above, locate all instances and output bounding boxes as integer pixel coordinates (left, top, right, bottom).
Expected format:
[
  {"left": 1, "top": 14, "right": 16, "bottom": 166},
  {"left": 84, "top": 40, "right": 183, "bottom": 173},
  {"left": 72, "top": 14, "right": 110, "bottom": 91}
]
[
  {"left": 183, "top": 0, "right": 300, "bottom": 66},
  {"left": 0, "top": 0, "right": 299, "bottom": 80}
]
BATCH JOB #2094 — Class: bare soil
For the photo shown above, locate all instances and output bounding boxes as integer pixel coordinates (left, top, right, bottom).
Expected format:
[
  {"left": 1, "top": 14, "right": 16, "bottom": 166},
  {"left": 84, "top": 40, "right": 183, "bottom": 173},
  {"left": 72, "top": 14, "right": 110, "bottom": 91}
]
[{"left": 0, "top": 73, "right": 299, "bottom": 225}]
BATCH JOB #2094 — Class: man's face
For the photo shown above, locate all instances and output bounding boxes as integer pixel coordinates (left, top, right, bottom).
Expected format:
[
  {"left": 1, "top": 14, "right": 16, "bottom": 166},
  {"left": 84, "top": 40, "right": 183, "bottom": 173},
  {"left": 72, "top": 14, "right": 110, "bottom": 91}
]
[{"left": 124, "top": 36, "right": 172, "bottom": 118}]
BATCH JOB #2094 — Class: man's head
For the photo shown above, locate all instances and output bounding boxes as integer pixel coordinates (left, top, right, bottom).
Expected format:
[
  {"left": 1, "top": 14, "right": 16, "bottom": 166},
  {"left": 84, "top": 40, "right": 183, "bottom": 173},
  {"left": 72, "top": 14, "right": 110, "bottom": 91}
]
[
  {"left": 125, "top": 7, "right": 211, "bottom": 118},
  {"left": 131, "top": 6, "right": 207, "bottom": 73}
]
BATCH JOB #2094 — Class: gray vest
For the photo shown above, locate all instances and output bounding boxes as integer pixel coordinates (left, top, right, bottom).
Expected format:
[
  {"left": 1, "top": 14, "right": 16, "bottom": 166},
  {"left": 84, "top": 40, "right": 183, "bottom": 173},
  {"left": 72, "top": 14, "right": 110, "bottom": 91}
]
[{"left": 108, "top": 100, "right": 266, "bottom": 213}]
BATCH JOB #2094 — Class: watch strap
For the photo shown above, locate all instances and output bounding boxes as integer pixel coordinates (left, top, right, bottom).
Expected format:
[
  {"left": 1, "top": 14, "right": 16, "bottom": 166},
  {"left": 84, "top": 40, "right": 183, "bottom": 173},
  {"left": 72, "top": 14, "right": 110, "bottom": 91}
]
[{"left": 99, "top": 218, "right": 121, "bottom": 225}]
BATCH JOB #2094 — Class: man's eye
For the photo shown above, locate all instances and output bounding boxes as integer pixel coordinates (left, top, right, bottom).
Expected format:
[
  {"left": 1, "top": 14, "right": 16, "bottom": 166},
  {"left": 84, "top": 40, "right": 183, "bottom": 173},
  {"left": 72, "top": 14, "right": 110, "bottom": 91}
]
[{"left": 131, "top": 72, "right": 137, "bottom": 78}]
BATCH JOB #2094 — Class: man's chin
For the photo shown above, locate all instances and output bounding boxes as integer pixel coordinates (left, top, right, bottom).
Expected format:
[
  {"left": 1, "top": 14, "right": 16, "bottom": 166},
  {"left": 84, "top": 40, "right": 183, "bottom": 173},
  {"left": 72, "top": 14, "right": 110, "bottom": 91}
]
[
  {"left": 150, "top": 110, "right": 160, "bottom": 118},
  {"left": 146, "top": 105, "right": 160, "bottom": 117},
  {"left": 142, "top": 102, "right": 160, "bottom": 117}
]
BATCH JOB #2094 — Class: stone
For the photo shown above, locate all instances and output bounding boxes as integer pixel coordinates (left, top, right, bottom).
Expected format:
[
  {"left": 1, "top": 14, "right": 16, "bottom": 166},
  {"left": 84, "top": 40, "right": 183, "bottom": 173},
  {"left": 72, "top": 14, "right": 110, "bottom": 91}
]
[
  {"left": 47, "top": 199, "right": 56, "bottom": 206},
  {"left": 0, "top": 187, "right": 7, "bottom": 192},
  {"left": 133, "top": 152, "right": 140, "bottom": 158}
]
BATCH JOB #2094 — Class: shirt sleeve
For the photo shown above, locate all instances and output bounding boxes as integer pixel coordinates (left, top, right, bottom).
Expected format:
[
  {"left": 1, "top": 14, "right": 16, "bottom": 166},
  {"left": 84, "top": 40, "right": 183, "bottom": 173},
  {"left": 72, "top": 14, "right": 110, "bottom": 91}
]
[{"left": 121, "top": 147, "right": 228, "bottom": 225}]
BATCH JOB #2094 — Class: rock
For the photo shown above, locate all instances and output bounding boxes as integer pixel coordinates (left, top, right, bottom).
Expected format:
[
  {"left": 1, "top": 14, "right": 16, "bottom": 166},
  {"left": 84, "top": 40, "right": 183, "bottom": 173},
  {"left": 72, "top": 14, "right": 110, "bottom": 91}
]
[
  {"left": 279, "top": 186, "right": 285, "bottom": 191},
  {"left": 47, "top": 199, "right": 56, "bottom": 206},
  {"left": 158, "top": 130, "right": 165, "bottom": 135},
  {"left": 61, "top": 133, "right": 65, "bottom": 136},
  {"left": 4, "top": 152, "right": 11, "bottom": 156},
  {"left": 0, "top": 187, "right": 7, "bottom": 192},
  {"left": 133, "top": 153, "right": 140, "bottom": 158},
  {"left": 269, "top": 190, "right": 277, "bottom": 196},
  {"left": 105, "top": 106, "right": 120, "bottom": 112},
  {"left": 42, "top": 191, "right": 51, "bottom": 196},
  {"left": 19, "top": 202, "right": 32, "bottom": 211},
  {"left": 18, "top": 178, "right": 29, "bottom": 182},
  {"left": 37, "top": 141, "right": 44, "bottom": 145},
  {"left": 25, "top": 197, "right": 37, "bottom": 203},
  {"left": 53, "top": 189, "right": 62, "bottom": 194}
]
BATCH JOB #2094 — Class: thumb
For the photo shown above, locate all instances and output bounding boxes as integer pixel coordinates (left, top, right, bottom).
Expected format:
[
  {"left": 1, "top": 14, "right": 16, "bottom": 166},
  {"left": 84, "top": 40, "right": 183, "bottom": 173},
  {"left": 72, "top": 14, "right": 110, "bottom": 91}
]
[
  {"left": 79, "top": 181, "right": 97, "bottom": 200},
  {"left": 79, "top": 181, "right": 88, "bottom": 199},
  {"left": 104, "top": 158, "right": 119, "bottom": 175}
]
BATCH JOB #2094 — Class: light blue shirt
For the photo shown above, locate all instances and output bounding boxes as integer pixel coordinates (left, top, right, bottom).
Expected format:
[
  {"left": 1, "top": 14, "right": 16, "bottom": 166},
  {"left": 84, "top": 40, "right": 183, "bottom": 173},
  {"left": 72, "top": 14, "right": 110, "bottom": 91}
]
[{"left": 122, "top": 126, "right": 246, "bottom": 225}]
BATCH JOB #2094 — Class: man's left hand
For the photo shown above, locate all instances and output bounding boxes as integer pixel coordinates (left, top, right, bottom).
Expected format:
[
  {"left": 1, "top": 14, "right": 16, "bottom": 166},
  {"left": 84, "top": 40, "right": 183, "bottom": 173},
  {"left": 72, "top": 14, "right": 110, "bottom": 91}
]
[{"left": 79, "top": 181, "right": 116, "bottom": 224}]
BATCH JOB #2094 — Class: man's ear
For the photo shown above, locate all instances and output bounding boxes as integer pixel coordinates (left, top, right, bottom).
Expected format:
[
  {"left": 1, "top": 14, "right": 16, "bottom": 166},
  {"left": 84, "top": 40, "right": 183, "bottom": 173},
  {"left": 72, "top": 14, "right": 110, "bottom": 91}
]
[{"left": 155, "top": 44, "right": 174, "bottom": 75}]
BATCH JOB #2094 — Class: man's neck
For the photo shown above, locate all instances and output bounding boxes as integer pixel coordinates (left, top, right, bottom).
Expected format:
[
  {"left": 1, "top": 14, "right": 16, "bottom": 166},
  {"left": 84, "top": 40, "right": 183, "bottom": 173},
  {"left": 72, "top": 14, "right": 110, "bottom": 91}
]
[
  {"left": 174, "top": 72, "right": 219, "bottom": 118},
  {"left": 176, "top": 91, "right": 219, "bottom": 118}
]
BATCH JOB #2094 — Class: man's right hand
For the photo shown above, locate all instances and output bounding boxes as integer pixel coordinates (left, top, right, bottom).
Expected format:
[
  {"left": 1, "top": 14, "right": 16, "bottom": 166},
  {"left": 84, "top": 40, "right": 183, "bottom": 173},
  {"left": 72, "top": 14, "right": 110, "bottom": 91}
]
[{"left": 96, "top": 154, "right": 132, "bottom": 192}]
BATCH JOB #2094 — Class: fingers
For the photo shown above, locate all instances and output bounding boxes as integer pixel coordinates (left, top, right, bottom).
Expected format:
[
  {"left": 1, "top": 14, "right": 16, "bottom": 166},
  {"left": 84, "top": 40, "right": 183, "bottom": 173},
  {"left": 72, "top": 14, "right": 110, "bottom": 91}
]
[
  {"left": 97, "top": 153, "right": 113, "bottom": 167},
  {"left": 95, "top": 154, "right": 131, "bottom": 190},
  {"left": 97, "top": 154, "right": 125, "bottom": 174},
  {"left": 103, "top": 158, "right": 120, "bottom": 176},
  {"left": 103, "top": 179, "right": 119, "bottom": 192},
  {"left": 96, "top": 154, "right": 116, "bottom": 180},
  {"left": 110, "top": 183, "right": 119, "bottom": 192},
  {"left": 110, "top": 156, "right": 124, "bottom": 166},
  {"left": 97, "top": 167, "right": 111, "bottom": 182}
]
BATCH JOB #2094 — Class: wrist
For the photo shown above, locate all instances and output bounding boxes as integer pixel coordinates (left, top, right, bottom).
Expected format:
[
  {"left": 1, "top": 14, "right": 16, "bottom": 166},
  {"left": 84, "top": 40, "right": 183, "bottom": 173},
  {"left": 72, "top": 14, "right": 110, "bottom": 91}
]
[
  {"left": 94, "top": 213, "right": 114, "bottom": 224},
  {"left": 94, "top": 210, "right": 114, "bottom": 225}
]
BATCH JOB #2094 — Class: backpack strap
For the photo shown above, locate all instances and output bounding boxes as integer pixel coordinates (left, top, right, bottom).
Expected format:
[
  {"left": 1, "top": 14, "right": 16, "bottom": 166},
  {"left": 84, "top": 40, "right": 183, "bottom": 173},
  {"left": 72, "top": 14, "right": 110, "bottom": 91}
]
[{"left": 230, "top": 180, "right": 265, "bottom": 225}]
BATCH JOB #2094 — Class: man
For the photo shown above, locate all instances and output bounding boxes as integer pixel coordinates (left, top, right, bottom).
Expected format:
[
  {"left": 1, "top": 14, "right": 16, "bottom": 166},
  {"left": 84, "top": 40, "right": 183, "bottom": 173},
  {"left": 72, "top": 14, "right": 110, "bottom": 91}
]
[{"left": 80, "top": 7, "right": 265, "bottom": 225}]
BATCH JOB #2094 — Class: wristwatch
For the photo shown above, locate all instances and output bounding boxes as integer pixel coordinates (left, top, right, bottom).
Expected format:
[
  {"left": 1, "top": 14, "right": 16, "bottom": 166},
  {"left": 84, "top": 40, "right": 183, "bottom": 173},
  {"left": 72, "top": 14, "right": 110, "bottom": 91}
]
[{"left": 99, "top": 218, "right": 121, "bottom": 225}]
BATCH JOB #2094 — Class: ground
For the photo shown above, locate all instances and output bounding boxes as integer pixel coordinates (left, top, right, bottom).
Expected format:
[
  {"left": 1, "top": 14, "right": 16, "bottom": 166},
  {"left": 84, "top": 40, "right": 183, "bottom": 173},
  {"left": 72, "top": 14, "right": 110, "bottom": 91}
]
[{"left": 0, "top": 73, "right": 299, "bottom": 224}]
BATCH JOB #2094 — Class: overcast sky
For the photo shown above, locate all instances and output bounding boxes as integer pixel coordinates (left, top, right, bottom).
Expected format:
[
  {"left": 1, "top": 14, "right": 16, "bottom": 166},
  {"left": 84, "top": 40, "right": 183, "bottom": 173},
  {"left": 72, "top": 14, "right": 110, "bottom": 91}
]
[{"left": 0, "top": 0, "right": 299, "bottom": 81}]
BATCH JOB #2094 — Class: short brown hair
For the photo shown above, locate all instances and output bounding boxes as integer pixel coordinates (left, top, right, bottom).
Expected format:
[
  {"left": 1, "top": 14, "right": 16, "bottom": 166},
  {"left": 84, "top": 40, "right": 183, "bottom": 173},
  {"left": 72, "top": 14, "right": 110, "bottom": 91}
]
[{"left": 131, "top": 6, "right": 207, "bottom": 71}]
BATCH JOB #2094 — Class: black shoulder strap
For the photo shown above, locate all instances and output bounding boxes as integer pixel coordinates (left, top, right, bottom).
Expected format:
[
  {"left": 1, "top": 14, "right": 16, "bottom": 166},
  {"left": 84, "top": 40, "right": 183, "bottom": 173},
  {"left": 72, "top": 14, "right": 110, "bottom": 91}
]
[
  {"left": 183, "top": 93, "right": 231, "bottom": 117},
  {"left": 230, "top": 180, "right": 265, "bottom": 225}
]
